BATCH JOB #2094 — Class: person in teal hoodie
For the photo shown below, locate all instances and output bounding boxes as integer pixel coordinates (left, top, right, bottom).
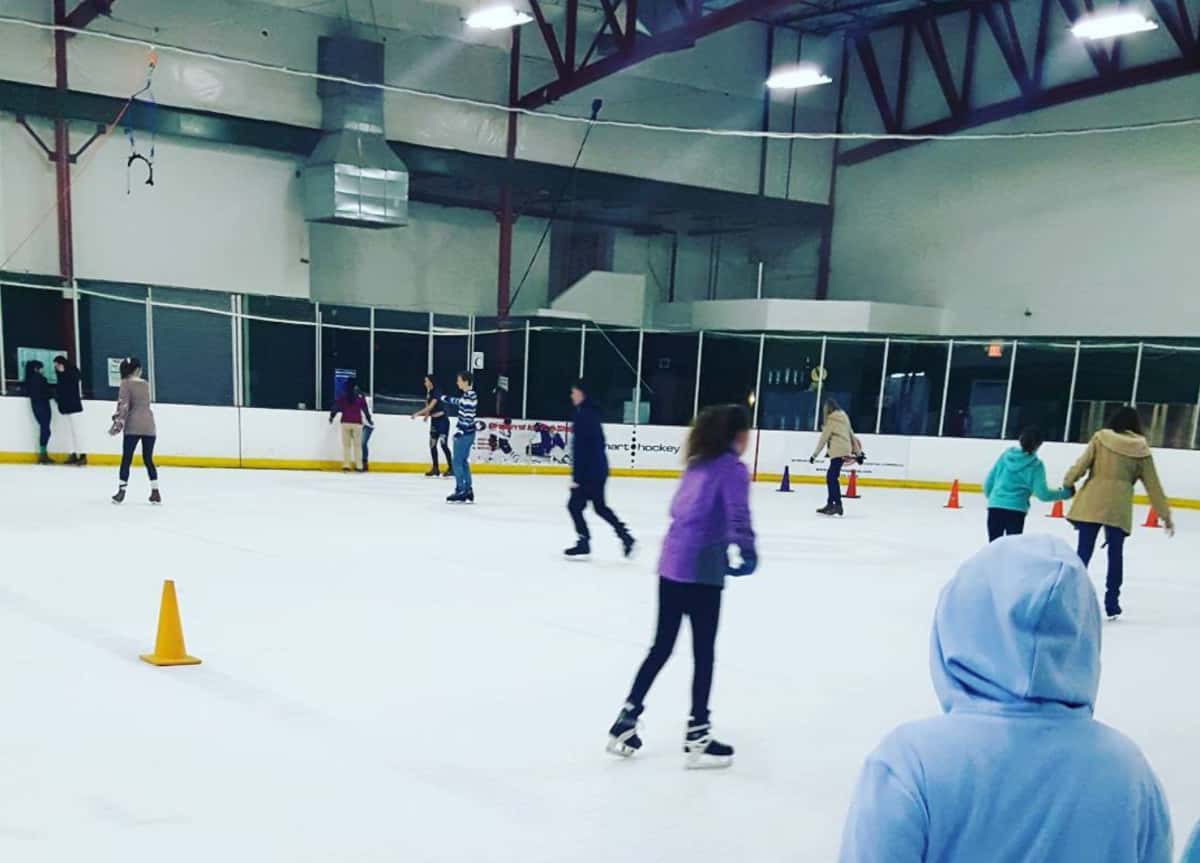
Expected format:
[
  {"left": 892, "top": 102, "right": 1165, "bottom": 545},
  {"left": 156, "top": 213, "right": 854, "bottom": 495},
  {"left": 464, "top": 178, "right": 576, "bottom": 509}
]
[
  {"left": 982, "top": 426, "right": 1073, "bottom": 542},
  {"left": 838, "top": 534, "right": 1172, "bottom": 863}
]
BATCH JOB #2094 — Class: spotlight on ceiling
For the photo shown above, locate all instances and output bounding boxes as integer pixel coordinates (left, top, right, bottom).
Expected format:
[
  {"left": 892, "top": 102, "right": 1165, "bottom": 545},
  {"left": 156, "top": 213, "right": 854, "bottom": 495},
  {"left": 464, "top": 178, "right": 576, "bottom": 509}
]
[
  {"left": 466, "top": 5, "right": 533, "bottom": 30},
  {"left": 1070, "top": 10, "right": 1158, "bottom": 40},
  {"left": 765, "top": 63, "right": 833, "bottom": 90}
]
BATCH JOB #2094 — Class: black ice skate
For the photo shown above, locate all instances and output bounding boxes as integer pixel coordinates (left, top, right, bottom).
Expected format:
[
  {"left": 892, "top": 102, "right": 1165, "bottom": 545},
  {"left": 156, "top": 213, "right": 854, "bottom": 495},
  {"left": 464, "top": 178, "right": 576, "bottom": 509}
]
[
  {"left": 66, "top": 453, "right": 79, "bottom": 465},
  {"left": 1106, "top": 600, "right": 1122, "bottom": 621},
  {"left": 425, "top": 468, "right": 439, "bottom": 477},
  {"left": 447, "top": 491, "right": 465, "bottom": 503},
  {"left": 620, "top": 533, "right": 636, "bottom": 559},
  {"left": 564, "top": 538, "right": 591, "bottom": 560},
  {"left": 76, "top": 454, "right": 87, "bottom": 466},
  {"left": 150, "top": 489, "right": 162, "bottom": 505},
  {"left": 37, "top": 452, "right": 52, "bottom": 465},
  {"left": 684, "top": 721, "right": 734, "bottom": 769},
  {"left": 606, "top": 702, "right": 644, "bottom": 757},
  {"left": 112, "top": 486, "right": 127, "bottom": 504},
  {"left": 816, "top": 503, "right": 844, "bottom": 517}
]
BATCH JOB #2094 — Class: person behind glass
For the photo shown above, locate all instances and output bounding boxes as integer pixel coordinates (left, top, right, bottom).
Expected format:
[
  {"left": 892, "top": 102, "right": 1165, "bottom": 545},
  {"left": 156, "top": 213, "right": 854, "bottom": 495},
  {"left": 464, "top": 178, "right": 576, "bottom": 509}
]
[
  {"left": 442, "top": 371, "right": 477, "bottom": 503},
  {"left": 564, "top": 379, "right": 635, "bottom": 560},
  {"left": 109, "top": 357, "right": 160, "bottom": 504},
  {"left": 810, "top": 398, "right": 863, "bottom": 517},
  {"left": 605, "top": 405, "right": 757, "bottom": 769},
  {"left": 412, "top": 374, "right": 453, "bottom": 478},
  {"left": 328, "top": 377, "right": 373, "bottom": 473},
  {"left": 982, "top": 425, "right": 1073, "bottom": 542},
  {"left": 53, "top": 355, "right": 86, "bottom": 465},
  {"left": 1064, "top": 406, "right": 1174, "bottom": 621},
  {"left": 24, "top": 359, "right": 53, "bottom": 465}
]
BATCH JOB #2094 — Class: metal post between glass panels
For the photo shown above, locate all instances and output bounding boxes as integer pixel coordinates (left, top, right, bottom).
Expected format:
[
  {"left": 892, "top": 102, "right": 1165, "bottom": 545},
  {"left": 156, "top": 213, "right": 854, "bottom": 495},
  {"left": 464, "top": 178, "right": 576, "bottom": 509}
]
[
  {"left": 230, "top": 295, "right": 240, "bottom": 407},
  {"left": 1000, "top": 340, "right": 1018, "bottom": 439},
  {"left": 71, "top": 279, "right": 80, "bottom": 367},
  {"left": 314, "top": 302, "right": 322, "bottom": 412},
  {"left": 752, "top": 333, "right": 765, "bottom": 428},
  {"left": 0, "top": 286, "right": 6, "bottom": 396},
  {"left": 426, "top": 312, "right": 434, "bottom": 375},
  {"left": 1130, "top": 341, "right": 1144, "bottom": 405},
  {"left": 522, "top": 320, "right": 531, "bottom": 419},
  {"left": 368, "top": 307, "right": 376, "bottom": 402},
  {"left": 875, "top": 337, "right": 890, "bottom": 434},
  {"left": 1063, "top": 340, "right": 1080, "bottom": 442},
  {"left": 578, "top": 323, "right": 586, "bottom": 379},
  {"left": 812, "top": 336, "right": 827, "bottom": 430},
  {"left": 145, "top": 288, "right": 156, "bottom": 401},
  {"left": 693, "top": 331, "right": 704, "bottom": 421},
  {"left": 1191, "top": 382, "right": 1200, "bottom": 450},
  {"left": 938, "top": 339, "right": 954, "bottom": 437},
  {"left": 633, "top": 329, "right": 644, "bottom": 425}
]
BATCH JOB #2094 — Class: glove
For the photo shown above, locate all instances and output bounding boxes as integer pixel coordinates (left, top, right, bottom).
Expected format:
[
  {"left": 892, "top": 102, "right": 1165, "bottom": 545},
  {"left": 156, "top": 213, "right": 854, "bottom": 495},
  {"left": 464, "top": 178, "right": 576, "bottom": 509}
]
[
  {"left": 108, "top": 416, "right": 123, "bottom": 437},
  {"left": 727, "top": 547, "right": 757, "bottom": 577},
  {"left": 1066, "top": 485, "right": 1076, "bottom": 498},
  {"left": 1165, "top": 522, "right": 1176, "bottom": 538},
  {"left": 809, "top": 456, "right": 816, "bottom": 464},
  {"left": 855, "top": 452, "right": 867, "bottom": 465}
]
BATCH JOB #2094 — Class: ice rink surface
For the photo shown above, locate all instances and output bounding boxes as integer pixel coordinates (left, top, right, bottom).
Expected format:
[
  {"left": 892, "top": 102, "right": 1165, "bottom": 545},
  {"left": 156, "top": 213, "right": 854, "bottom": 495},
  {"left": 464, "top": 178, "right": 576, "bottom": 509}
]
[{"left": 1, "top": 464, "right": 1196, "bottom": 862}]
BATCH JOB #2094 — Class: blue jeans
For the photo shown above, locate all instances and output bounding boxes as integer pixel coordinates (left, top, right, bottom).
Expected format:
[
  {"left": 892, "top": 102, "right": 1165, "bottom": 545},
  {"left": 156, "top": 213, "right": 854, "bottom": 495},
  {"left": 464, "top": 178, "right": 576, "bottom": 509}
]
[
  {"left": 1076, "top": 521, "right": 1126, "bottom": 614},
  {"left": 453, "top": 432, "right": 475, "bottom": 494},
  {"left": 826, "top": 457, "right": 844, "bottom": 506}
]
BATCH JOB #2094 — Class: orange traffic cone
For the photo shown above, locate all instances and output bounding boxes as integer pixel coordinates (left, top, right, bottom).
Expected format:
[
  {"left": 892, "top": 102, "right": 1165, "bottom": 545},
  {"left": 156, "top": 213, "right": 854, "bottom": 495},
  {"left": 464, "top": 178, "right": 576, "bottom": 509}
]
[
  {"left": 944, "top": 480, "right": 962, "bottom": 510},
  {"left": 844, "top": 469, "right": 861, "bottom": 499},
  {"left": 1143, "top": 508, "right": 1161, "bottom": 529},
  {"left": 778, "top": 466, "right": 793, "bottom": 493},
  {"left": 140, "top": 580, "right": 202, "bottom": 667},
  {"left": 1047, "top": 499, "right": 1064, "bottom": 519}
]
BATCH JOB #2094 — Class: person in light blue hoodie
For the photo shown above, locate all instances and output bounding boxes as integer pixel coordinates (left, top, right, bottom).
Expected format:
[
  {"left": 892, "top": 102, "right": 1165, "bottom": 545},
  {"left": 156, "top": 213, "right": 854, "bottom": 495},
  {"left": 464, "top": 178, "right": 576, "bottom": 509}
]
[
  {"left": 839, "top": 534, "right": 1172, "bottom": 863},
  {"left": 1182, "top": 822, "right": 1200, "bottom": 862},
  {"left": 983, "top": 426, "right": 1074, "bottom": 542}
]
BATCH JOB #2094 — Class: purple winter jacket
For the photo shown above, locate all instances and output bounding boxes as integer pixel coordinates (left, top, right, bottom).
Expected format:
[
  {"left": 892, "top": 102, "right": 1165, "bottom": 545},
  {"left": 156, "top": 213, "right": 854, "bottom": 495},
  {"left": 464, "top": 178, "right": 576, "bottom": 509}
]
[{"left": 658, "top": 451, "right": 756, "bottom": 587}]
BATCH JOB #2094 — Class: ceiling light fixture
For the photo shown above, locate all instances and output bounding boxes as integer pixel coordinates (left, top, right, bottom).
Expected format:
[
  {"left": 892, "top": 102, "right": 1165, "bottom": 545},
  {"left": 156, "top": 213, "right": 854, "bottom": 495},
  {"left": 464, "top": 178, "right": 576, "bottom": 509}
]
[
  {"left": 466, "top": 5, "right": 534, "bottom": 30},
  {"left": 1070, "top": 10, "right": 1158, "bottom": 40},
  {"left": 765, "top": 63, "right": 833, "bottom": 90}
]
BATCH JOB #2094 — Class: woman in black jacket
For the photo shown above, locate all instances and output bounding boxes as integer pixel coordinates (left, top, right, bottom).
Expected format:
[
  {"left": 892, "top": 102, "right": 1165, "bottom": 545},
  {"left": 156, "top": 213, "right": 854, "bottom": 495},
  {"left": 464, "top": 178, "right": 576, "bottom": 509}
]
[
  {"left": 24, "top": 360, "right": 52, "bottom": 464},
  {"left": 53, "top": 355, "right": 86, "bottom": 465},
  {"left": 565, "top": 379, "right": 635, "bottom": 560}
]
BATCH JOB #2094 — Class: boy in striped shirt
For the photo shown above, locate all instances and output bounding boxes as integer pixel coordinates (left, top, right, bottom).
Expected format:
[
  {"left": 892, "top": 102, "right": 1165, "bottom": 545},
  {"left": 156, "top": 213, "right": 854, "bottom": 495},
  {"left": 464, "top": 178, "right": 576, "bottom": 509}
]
[{"left": 443, "top": 371, "right": 478, "bottom": 502}]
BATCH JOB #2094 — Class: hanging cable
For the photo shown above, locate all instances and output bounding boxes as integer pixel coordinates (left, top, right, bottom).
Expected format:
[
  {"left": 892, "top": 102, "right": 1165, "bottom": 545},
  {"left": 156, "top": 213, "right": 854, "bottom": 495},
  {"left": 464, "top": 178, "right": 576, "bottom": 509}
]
[{"left": 124, "top": 50, "right": 158, "bottom": 193}]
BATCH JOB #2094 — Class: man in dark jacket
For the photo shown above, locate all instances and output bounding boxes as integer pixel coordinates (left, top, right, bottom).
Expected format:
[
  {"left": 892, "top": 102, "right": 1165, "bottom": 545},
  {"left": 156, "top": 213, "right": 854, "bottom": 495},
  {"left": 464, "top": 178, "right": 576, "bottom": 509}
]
[{"left": 566, "top": 380, "right": 635, "bottom": 560}]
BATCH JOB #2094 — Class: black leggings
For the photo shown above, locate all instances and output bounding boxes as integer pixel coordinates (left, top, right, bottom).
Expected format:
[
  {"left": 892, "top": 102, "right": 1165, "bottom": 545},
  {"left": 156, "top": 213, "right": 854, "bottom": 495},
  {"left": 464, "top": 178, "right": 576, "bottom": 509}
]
[
  {"left": 119, "top": 435, "right": 157, "bottom": 482},
  {"left": 31, "top": 401, "right": 52, "bottom": 448},
  {"left": 826, "top": 457, "right": 844, "bottom": 506},
  {"left": 627, "top": 578, "right": 722, "bottom": 725},
  {"left": 430, "top": 432, "right": 452, "bottom": 470},
  {"left": 987, "top": 508, "right": 1027, "bottom": 542},
  {"left": 568, "top": 483, "right": 628, "bottom": 541}
]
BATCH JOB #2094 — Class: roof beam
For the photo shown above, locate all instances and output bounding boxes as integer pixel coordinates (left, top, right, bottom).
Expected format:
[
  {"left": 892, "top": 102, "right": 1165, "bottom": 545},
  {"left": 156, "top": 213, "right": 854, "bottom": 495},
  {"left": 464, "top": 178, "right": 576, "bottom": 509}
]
[{"left": 62, "top": 0, "right": 114, "bottom": 33}]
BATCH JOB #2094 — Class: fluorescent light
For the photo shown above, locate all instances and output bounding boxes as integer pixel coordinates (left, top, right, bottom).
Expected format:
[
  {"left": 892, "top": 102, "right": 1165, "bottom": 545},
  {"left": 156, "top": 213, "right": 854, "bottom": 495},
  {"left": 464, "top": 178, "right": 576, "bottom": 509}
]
[
  {"left": 466, "top": 5, "right": 533, "bottom": 30},
  {"left": 1071, "top": 10, "right": 1157, "bottom": 40},
  {"left": 765, "top": 63, "right": 833, "bottom": 90}
]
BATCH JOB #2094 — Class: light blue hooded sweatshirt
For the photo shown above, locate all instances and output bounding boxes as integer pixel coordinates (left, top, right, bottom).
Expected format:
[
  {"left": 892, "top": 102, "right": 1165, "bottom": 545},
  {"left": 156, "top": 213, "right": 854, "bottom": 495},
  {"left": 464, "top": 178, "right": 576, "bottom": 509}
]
[
  {"left": 839, "top": 534, "right": 1172, "bottom": 863},
  {"left": 983, "top": 447, "right": 1071, "bottom": 513}
]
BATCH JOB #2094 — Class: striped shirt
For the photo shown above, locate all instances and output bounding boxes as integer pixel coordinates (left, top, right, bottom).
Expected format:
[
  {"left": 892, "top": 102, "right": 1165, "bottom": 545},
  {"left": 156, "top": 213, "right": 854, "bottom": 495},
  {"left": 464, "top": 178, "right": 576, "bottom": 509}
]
[{"left": 445, "top": 389, "right": 478, "bottom": 434}]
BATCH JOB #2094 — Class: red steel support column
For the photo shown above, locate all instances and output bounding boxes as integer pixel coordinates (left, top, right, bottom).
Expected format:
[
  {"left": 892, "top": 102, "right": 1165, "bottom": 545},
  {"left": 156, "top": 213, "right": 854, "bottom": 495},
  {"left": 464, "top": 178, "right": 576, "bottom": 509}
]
[
  {"left": 53, "top": 0, "right": 77, "bottom": 359},
  {"left": 495, "top": 26, "right": 521, "bottom": 416}
]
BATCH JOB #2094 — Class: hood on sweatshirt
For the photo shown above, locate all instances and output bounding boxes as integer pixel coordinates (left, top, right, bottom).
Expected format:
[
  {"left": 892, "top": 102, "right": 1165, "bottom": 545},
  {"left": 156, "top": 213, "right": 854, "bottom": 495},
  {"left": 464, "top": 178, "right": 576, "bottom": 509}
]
[
  {"left": 930, "top": 533, "right": 1101, "bottom": 717},
  {"left": 1096, "top": 429, "right": 1151, "bottom": 459},
  {"left": 999, "top": 446, "right": 1038, "bottom": 473}
]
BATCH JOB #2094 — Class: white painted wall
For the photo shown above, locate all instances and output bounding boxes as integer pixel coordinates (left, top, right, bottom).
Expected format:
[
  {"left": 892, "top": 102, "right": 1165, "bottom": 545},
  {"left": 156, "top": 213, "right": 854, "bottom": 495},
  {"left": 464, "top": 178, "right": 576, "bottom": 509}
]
[
  {"left": 652, "top": 297, "right": 946, "bottom": 333},
  {"left": 551, "top": 271, "right": 646, "bottom": 327},
  {"left": 830, "top": 19, "right": 1200, "bottom": 337},
  {"left": 4, "top": 397, "right": 1198, "bottom": 502}
]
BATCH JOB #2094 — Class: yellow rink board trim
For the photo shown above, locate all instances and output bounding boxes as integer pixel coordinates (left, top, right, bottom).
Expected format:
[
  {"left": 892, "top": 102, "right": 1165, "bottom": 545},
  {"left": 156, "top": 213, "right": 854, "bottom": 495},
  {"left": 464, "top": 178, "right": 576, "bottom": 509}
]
[{"left": 2, "top": 450, "right": 1198, "bottom": 510}]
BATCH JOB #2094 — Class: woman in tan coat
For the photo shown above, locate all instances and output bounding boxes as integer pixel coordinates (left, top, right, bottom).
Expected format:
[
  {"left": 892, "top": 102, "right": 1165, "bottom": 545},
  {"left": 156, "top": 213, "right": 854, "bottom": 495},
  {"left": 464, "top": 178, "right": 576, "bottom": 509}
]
[
  {"left": 108, "top": 357, "right": 160, "bottom": 505},
  {"left": 810, "top": 398, "right": 863, "bottom": 517},
  {"left": 1064, "top": 406, "right": 1173, "bottom": 620}
]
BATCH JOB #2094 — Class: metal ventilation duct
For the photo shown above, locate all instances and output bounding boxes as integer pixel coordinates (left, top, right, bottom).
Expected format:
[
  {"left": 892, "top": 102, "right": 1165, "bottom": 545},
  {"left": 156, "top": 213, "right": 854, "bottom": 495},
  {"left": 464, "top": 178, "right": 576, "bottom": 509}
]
[{"left": 303, "top": 36, "right": 408, "bottom": 228}]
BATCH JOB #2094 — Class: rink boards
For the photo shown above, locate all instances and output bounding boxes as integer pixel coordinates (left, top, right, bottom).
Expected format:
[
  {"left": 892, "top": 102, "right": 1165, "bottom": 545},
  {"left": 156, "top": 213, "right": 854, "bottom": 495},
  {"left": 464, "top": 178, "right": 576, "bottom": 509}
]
[{"left": 2, "top": 398, "right": 1198, "bottom": 507}]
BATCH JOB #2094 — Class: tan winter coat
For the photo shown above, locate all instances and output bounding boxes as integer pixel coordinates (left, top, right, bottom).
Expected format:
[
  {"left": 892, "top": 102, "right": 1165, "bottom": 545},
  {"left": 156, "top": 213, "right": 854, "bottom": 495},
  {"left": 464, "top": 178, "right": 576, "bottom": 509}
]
[
  {"left": 114, "top": 377, "right": 157, "bottom": 437},
  {"left": 1064, "top": 430, "right": 1171, "bottom": 535},
  {"left": 813, "top": 409, "right": 861, "bottom": 460}
]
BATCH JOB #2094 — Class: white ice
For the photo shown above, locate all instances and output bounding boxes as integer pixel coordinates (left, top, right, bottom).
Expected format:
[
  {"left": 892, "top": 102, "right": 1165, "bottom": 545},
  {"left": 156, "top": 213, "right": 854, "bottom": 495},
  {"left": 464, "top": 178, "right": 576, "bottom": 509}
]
[{"left": 1, "top": 465, "right": 1196, "bottom": 862}]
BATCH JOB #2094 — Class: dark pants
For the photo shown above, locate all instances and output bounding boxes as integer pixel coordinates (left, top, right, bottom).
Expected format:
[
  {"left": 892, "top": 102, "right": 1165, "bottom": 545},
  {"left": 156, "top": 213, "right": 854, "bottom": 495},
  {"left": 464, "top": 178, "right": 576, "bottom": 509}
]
[
  {"left": 568, "top": 482, "right": 628, "bottom": 541},
  {"left": 361, "top": 425, "right": 373, "bottom": 469},
  {"left": 987, "top": 508, "right": 1027, "bottom": 542},
  {"left": 31, "top": 400, "right": 51, "bottom": 449},
  {"left": 627, "top": 578, "right": 722, "bottom": 725},
  {"left": 119, "top": 435, "right": 157, "bottom": 483},
  {"left": 826, "top": 457, "right": 844, "bottom": 506},
  {"left": 1076, "top": 521, "right": 1127, "bottom": 614},
  {"left": 430, "top": 430, "right": 452, "bottom": 471}
]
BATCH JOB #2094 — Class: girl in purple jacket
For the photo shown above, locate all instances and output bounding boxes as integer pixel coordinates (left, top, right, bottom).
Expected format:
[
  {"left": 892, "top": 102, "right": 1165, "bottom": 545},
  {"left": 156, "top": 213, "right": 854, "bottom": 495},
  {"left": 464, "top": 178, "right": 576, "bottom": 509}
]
[{"left": 606, "top": 405, "right": 758, "bottom": 769}]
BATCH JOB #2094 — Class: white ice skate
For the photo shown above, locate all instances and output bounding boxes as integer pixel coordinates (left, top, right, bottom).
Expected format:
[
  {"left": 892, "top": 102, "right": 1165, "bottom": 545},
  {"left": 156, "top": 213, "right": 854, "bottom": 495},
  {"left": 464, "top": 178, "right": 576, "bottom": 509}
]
[{"left": 683, "top": 722, "right": 733, "bottom": 769}]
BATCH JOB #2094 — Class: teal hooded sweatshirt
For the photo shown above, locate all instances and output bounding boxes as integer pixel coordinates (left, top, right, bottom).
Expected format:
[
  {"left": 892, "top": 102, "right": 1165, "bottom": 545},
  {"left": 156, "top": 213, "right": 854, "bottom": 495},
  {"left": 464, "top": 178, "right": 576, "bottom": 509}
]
[
  {"left": 839, "top": 535, "right": 1172, "bottom": 863},
  {"left": 983, "top": 447, "right": 1071, "bottom": 513}
]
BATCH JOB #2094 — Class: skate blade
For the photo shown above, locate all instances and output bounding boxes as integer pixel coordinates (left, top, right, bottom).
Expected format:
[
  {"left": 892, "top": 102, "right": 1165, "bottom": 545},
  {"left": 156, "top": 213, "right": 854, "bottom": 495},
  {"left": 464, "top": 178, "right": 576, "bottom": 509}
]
[
  {"left": 685, "top": 753, "right": 733, "bottom": 770},
  {"left": 565, "top": 554, "right": 591, "bottom": 562},
  {"left": 606, "top": 738, "right": 639, "bottom": 758}
]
